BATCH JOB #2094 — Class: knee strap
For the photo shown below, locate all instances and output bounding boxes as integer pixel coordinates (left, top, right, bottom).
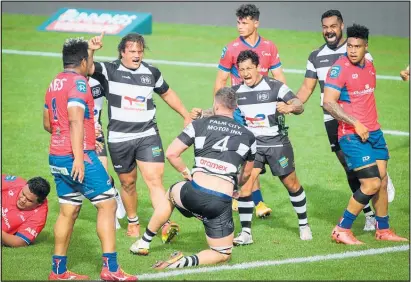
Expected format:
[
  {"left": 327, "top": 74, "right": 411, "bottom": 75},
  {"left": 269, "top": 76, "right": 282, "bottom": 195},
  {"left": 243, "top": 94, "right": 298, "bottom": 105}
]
[
  {"left": 353, "top": 188, "right": 375, "bottom": 205},
  {"left": 211, "top": 245, "right": 233, "bottom": 256}
]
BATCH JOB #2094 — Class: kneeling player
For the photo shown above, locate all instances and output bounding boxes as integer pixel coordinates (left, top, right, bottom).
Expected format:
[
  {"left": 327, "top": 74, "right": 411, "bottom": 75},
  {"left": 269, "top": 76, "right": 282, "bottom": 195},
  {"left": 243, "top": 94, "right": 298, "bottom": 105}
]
[{"left": 130, "top": 87, "right": 256, "bottom": 269}]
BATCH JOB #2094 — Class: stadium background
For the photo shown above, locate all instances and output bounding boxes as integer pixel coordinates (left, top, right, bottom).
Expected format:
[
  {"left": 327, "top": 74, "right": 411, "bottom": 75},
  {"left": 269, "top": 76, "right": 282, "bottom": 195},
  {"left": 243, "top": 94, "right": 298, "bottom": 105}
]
[{"left": 1, "top": 1, "right": 410, "bottom": 281}]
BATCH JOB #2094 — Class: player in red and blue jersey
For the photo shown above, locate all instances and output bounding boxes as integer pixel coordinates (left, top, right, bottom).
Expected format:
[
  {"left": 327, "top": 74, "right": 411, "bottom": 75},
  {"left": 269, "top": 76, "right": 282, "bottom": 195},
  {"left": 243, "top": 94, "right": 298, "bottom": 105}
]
[
  {"left": 323, "top": 24, "right": 408, "bottom": 244},
  {"left": 43, "top": 36, "right": 136, "bottom": 280},
  {"left": 214, "top": 4, "right": 286, "bottom": 223},
  {"left": 1, "top": 174, "right": 50, "bottom": 248}
]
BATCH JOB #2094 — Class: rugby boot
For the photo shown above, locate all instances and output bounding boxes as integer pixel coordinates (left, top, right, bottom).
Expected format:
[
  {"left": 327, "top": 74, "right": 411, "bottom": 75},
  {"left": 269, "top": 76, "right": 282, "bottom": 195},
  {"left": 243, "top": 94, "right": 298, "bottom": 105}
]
[
  {"left": 255, "top": 201, "right": 272, "bottom": 218},
  {"left": 129, "top": 238, "right": 149, "bottom": 256},
  {"left": 161, "top": 221, "right": 180, "bottom": 243},
  {"left": 233, "top": 231, "right": 254, "bottom": 246},
  {"left": 331, "top": 225, "right": 364, "bottom": 245},
  {"left": 152, "top": 251, "right": 184, "bottom": 270},
  {"left": 375, "top": 229, "right": 408, "bottom": 242},
  {"left": 299, "top": 224, "right": 313, "bottom": 240},
  {"left": 363, "top": 215, "right": 376, "bottom": 231},
  {"left": 48, "top": 270, "right": 89, "bottom": 280},
  {"left": 100, "top": 266, "right": 137, "bottom": 281}
]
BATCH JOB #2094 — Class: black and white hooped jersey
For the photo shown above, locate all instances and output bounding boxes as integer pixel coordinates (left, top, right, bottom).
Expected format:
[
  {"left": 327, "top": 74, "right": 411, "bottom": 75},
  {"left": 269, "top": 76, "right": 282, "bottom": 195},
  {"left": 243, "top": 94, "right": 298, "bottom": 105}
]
[
  {"left": 94, "top": 60, "right": 169, "bottom": 143},
  {"left": 232, "top": 76, "right": 297, "bottom": 146},
  {"left": 88, "top": 75, "right": 106, "bottom": 128},
  {"left": 305, "top": 40, "right": 373, "bottom": 121},
  {"left": 178, "top": 115, "right": 256, "bottom": 184}
]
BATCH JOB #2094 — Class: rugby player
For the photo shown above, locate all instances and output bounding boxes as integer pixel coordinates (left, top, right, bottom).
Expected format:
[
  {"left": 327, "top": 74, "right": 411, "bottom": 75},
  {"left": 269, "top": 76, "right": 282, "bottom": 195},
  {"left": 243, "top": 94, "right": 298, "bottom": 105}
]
[
  {"left": 296, "top": 10, "right": 395, "bottom": 232},
  {"left": 44, "top": 36, "right": 136, "bottom": 280},
  {"left": 323, "top": 24, "right": 408, "bottom": 244},
  {"left": 88, "top": 33, "right": 191, "bottom": 240},
  {"left": 2, "top": 174, "right": 49, "bottom": 248},
  {"left": 130, "top": 87, "right": 256, "bottom": 269},
  {"left": 214, "top": 4, "right": 286, "bottom": 218},
  {"left": 193, "top": 50, "right": 313, "bottom": 243}
]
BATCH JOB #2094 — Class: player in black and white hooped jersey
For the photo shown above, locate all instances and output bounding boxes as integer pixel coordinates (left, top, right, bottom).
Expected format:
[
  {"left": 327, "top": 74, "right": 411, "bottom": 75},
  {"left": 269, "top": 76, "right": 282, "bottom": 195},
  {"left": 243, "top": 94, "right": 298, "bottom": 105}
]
[
  {"left": 130, "top": 87, "right": 256, "bottom": 269},
  {"left": 88, "top": 33, "right": 192, "bottom": 239},
  {"left": 296, "top": 10, "right": 395, "bottom": 232},
  {"left": 191, "top": 50, "right": 313, "bottom": 244}
]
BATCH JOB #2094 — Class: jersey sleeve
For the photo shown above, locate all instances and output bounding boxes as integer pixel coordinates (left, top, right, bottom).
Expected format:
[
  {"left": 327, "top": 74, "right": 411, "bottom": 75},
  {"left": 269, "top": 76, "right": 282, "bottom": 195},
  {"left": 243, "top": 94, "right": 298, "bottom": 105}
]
[
  {"left": 218, "top": 45, "right": 233, "bottom": 72},
  {"left": 2, "top": 174, "right": 26, "bottom": 192},
  {"left": 324, "top": 64, "right": 346, "bottom": 93},
  {"left": 365, "top": 51, "right": 373, "bottom": 62},
  {"left": 177, "top": 121, "right": 196, "bottom": 146},
  {"left": 67, "top": 77, "right": 89, "bottom": 111},
  {"left": 305, "top": 51, "right": 318, "bottom": 79},
  {"left": 93, "top": 62, "right": 110, "bottom": 80},
  {"left": 277, "top": 83, "right": 297, "bottom": 103},
  {"left": 246, "top": 134, "right": 257, "bottom": 161},
  {"left": 15, "top": 205, "right": 48, "bottom": 245},
  {"left": 91, "top": 71, "right": 108, "bottom": 93},
  {"left": 149, "top": 65, "right": 170, "bottom": 95},
  {"left": 269, "top": 43, "right": 282, "bottom": 70}
]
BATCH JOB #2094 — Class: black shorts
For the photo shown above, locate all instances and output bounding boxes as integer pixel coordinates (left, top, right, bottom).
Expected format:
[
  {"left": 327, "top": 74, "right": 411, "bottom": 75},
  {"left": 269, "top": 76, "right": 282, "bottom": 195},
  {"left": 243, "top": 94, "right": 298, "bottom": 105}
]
[
  {"left": 254, "top": 135, "right": 295, "bottom": 177},
  {"left": 96, "top": 133, "right": 107, "bottom": 157},
  {"left": 108, "top": 134, "right": 165, "bottom": 174},
  {"left": 324, "top": 119, "right": 341, "bottom": 152},
  {"left": 171, "top": 181, "right": 234, "bottom": 239}
]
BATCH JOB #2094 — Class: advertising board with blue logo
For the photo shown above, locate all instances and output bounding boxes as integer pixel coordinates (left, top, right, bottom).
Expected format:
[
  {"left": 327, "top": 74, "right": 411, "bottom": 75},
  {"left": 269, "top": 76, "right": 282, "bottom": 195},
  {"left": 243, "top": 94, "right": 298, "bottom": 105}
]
[{"left": 38, "top": 8, "right": 152, "bottom": 35}]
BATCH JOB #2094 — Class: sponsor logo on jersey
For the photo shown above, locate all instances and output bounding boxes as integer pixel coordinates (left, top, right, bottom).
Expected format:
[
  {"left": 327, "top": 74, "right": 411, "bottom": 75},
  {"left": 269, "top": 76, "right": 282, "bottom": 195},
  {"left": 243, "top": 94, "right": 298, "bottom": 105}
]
[
  {"left": 152, "top": 146, "right": 162, "bottom": 157},
  {"left": 4, "top": 175, "right": 17, "bottom": 181},
  {"left": 245, "top": 114, "right": 266, "bottom": 127},
  {"left": 2, "top": 208, "right": 10, "bottom": 229},
  {"left": 199, "top": 158, "right": 228, "bottom": 172},
  {"left": 124, "top": 96, "right": 146, "bottom": 110},
  {"left": 320, "top": 59, "right": 329, "bottom": 63},
  {"left": 75, "top": 80, "right": 87, "bottom": 93},
  {"left": 352, "top": 87, "right": 375, "bottom": 96},
  {"left": 278, "top": 156, "right": 289, "bottom": 168},
  {"left": 261, "top": 51, "right": 271, "bottom": 57},
  {"left": 352, "top": 73, "right": 358, "bottom": 79},
  {"left": 92, "top": 86, "right": 102, "bottom": 97},
  {"left": 25, "top": 227, "right": 38, "bottom": 238},
  {"left": 8, "top": 190, "right": 14, "bottom": 197},
  {"left": 48, "top": 78, "right": 67, "bottom": 92},
  {"left": 329, "top": 65, "right": 341, "bottom": 78},
  {"left": 362, "top": 156, "right": 370, "bottom": 162},
  {"left": 122, "top": 75, "right": 131, "bottom": 79},
  {"left": 50, "top": 165, "right": 70, "bottom": 175},
  {"left": 140, "top": 75, "right": 151, "bottom": 84}
]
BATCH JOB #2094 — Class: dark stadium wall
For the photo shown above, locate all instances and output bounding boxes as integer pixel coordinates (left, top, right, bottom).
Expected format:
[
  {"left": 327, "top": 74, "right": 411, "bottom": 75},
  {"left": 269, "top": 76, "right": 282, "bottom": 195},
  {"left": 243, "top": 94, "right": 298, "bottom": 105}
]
[{"left": 2, "top": 1, "right": 410, "bottom": 37}]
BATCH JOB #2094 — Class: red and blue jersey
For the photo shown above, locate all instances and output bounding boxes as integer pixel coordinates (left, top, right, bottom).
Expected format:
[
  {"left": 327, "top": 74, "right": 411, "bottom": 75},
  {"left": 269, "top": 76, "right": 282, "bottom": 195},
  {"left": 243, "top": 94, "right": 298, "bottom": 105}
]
[
  {"left": 44, "top": 71, "right": 95, "bottom": 156},
  {"left": 325, "top": 55, "right": 379, "bottom": 138},
  {"left": 1, "top": 174, "right": 48, "bottom": 245},
  {"left": 218, "top": 36, "right": 282, "bottom": 86}
]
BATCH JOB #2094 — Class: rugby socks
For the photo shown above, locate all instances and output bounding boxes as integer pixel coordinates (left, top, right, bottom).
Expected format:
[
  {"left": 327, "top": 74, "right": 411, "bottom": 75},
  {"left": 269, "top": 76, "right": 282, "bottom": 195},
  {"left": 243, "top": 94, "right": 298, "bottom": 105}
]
[
  {"left": 338, "top": 209, "right": 357, "bottom": 229},
  {"left": 252, "top": 189, "right": 264, "bottom": 205},
  {"left": 102, "top": 252, "right": 119, "bottom": 272},
  {"left": 127, "top": 216, "right": 139, "bottom": 225},
  {"left": 288, "top": 186, "right": 308, "bottom": 226},
  {"left": 169, "top": 255, "right": 199, "bottom": 268},
  {"left": 375, "top": 215, "right": 390, "bottom": 230},
  {"left": 238, "top": 195, "right": 254, "bottom": 234},
  {"left": 141, "top": 228, "right": 157, "bottom": 249},
  {"left": 52, "top": 255, "right": 67, "bottom": 274},
  {"left": 346, "top": 171, "right": 375, "bottom": 216}
]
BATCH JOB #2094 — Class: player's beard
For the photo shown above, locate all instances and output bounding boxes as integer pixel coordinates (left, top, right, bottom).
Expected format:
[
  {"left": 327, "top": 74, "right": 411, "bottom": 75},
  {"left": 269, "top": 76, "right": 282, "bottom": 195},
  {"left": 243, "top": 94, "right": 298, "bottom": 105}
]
[{"left": 324, "top": 31, "right": 342, "bottom": 50}]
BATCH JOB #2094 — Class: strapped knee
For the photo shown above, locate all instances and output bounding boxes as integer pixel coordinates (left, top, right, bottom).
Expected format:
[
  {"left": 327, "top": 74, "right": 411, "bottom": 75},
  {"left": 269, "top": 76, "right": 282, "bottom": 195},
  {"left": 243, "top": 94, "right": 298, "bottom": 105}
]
[
  {"left": 355, "top": 165, "right": 380, "bottom": 179},
  {"left": 210, "top": 245, "right": 233, "bottom": 256},
  {"left": 353, "top": 189, "right": 375, "bottom": 205}
]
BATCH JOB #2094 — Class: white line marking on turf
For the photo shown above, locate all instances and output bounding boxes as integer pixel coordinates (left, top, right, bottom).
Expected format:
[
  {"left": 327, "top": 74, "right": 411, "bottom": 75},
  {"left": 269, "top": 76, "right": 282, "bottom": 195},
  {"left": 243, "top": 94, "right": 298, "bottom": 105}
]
[
  {"left": 2, "top": 49, "right": 409, "bottom": 137},
  {"left": 137, "top": 245, "right": 409, "bottom": 279},
  {"left": 2, "top": 49, "right": 404, "bottom": 81}
]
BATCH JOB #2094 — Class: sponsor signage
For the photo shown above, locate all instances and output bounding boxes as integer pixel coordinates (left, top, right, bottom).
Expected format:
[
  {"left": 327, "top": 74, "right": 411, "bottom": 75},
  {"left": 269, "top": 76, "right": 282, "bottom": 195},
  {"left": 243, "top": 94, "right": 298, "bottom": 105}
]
[{"left": 38, "top": 8, "right": 152, "bottom": 35}]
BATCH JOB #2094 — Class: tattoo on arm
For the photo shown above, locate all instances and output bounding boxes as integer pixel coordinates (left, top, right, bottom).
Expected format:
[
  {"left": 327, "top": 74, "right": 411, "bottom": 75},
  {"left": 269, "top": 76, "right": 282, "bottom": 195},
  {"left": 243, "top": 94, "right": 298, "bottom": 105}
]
[
  {"left": 324, "top": 101, "right": 357, "bottom": 125},
  {"left": 201, "top": 107, "right": 214, "bottom": 118},
  {"left": 288, "top": 98, "right": 304, "bottom": 115}
]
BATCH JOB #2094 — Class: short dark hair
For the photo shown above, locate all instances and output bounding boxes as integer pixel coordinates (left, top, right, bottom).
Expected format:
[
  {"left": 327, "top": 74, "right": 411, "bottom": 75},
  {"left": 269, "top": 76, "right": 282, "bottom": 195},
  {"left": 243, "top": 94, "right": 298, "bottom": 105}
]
[
  {"left": 215, "top": 87, "right": 237, "bottom": 110},
  {"left": 27, "top": 177, "right": 50, "bottom": 204},
  {"left": 321, "top": 9, "right": 343, "bottom": 23},
  {"left": 118, "top": 33, "right": 147, "bottom": 59},
  {"left": 236, "top": 50, "right": 259, "bottom": 67},
  {"left": 347, "top": 24, "right": 369, "bottom": 41},
  {"left": 236, "top": 4, "right": 260, "bottom": 21},
  {"left": 62, "top": 38, "right": 89, "bottom": 67}
]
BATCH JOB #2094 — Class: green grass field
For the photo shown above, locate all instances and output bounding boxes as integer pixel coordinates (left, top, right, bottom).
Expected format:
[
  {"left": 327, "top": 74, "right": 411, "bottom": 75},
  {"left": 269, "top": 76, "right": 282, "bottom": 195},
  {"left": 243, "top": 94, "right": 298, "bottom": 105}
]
[{"left": 1, "top": 13, "right": 410, "bottom": 281}]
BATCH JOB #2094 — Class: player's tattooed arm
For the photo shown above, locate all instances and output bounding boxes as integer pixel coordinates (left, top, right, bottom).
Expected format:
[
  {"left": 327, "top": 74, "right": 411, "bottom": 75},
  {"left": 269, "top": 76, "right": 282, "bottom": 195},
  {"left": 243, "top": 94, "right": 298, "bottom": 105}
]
[
  {"left": 201, "top": 107, "right": 215, "bottom": 118},
  {"left": 288, "top": 98, "right": 304, "bottom": 115},
  {"left": 324, "top": 101, "right": 357, "bottom": 125}
]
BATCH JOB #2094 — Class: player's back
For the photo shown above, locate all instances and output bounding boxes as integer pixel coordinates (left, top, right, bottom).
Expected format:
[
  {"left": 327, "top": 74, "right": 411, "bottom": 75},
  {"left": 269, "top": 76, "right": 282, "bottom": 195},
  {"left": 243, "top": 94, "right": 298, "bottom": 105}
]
[
  {"left": 44, "top": 71, "right": 95, "bottom": 156},
  {"left": 190, "top": 115, "right": 256, "bottom": 181}
]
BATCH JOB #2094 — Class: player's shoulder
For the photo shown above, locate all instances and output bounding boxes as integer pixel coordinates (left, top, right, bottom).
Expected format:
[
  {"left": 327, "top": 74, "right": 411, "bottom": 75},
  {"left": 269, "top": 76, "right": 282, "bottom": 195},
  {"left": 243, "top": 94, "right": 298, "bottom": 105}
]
[
  {"left": 240, "top": 125, "right": 256, "bottom": 143},
  {"left": 231, "top": 84, "right": 242, "bottom": 92},
  {"left": 264, "top": 76, "right": 283, "bottom": 88},
  {"left": 141, "top": 61, "right": 160, "bottom": 72},
  {"left": 225, "top": 37, "right": 243, "bottom": 50},
  {"left": 328, "top": 56, "right": 350, "bottom": 79},
  {"left": 308, "top": 43, "right": 327, "bottom": 58},
  {"left": 259, "top": 36, "right": 276, "bottom": 47}
]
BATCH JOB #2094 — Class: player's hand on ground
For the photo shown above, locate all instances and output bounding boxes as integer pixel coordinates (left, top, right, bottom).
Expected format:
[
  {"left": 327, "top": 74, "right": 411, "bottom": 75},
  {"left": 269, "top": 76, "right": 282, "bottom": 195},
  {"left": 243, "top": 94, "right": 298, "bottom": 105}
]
[
  {"left": 190, "top": 108, "right": 202, "bottom": 120},
  {"left": 88, "top": 31, "right": 105, "bottom": 51},
  {"left": 71, "top": 158, "right": 85, "bottom": 183},
  {"left": 400, "top": 66, "right": 409, "bottom": 81},
  {"left": 276, "top": 102, "right": 292, "bottom": 114},
  {"left": 183, "top": 116, "right": 193, "bottom": 127},
  {"left": 354, "top": 121, "right": 369, "bottom": 142}
]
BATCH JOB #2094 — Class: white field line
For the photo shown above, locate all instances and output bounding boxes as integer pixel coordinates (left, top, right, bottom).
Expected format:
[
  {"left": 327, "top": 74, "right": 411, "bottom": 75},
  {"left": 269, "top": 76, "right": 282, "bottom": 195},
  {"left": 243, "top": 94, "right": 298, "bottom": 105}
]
[
  {"left": 2, "top": 49, "right": 409, "bottom": 137},
  {"left": 137, "top": 245, "right": 409, "bottom": 279},
  {"left": 2, "top": 49, "right": 403, "bottom": 81}
]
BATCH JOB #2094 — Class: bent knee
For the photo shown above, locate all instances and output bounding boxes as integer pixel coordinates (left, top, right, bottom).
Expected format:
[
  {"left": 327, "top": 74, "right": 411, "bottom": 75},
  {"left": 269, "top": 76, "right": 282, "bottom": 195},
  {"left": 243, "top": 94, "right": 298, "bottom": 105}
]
[{"left": 210, "top": 245, "right": 232, "bottom": 262}]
